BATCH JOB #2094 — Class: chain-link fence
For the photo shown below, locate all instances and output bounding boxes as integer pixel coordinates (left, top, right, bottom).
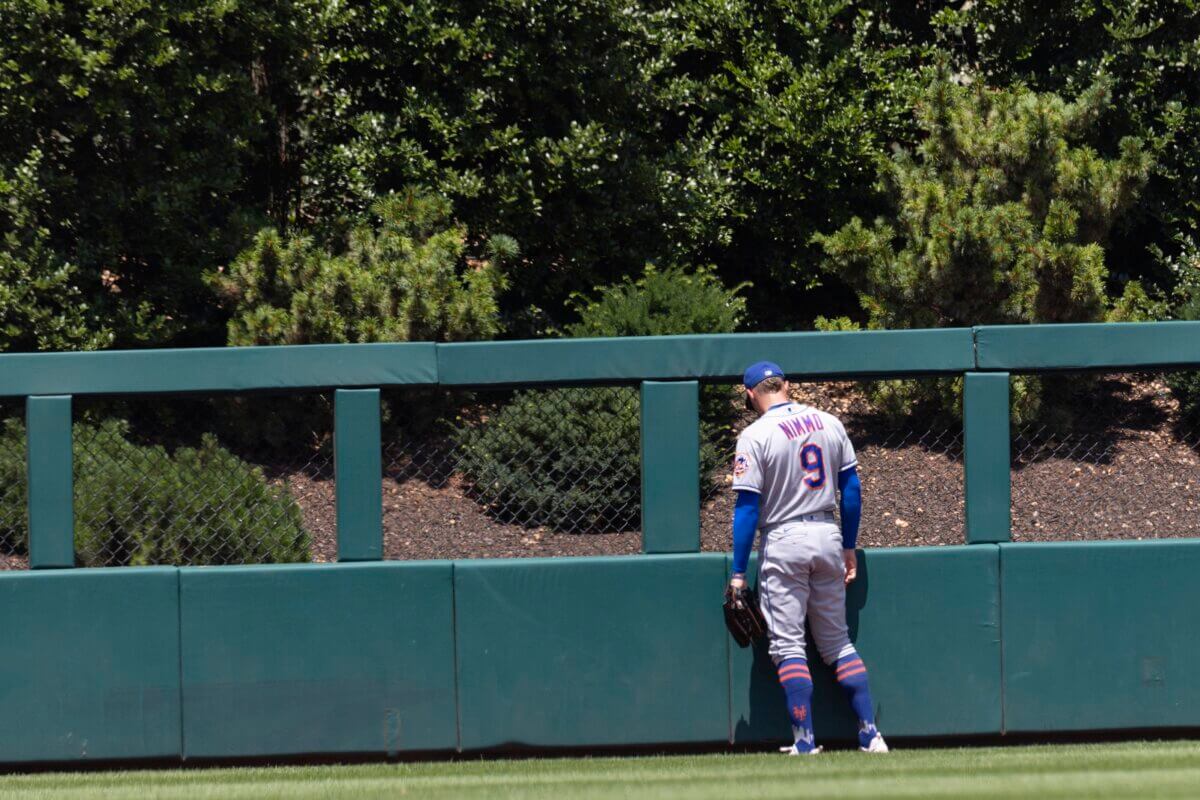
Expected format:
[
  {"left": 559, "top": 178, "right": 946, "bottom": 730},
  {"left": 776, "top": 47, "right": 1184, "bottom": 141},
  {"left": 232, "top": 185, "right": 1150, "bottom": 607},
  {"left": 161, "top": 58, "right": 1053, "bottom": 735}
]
[
  {"left": 1011, "top": 372, "right": 1200, "bottom": 540},
  {"left": 7, "top": 370, "right": 1195, "bottom": 570},
  {"left": 0, "top": 417, "right": 28, "bottom": 570},
  {"left": 382, "top": 386, "right": 643, "bottom": 559},
  {"left": 69, "top": 395, "right": 333, "bottom": 567},
  {"left": 699, "top": 380, "right": 965, "bottom": 551}
]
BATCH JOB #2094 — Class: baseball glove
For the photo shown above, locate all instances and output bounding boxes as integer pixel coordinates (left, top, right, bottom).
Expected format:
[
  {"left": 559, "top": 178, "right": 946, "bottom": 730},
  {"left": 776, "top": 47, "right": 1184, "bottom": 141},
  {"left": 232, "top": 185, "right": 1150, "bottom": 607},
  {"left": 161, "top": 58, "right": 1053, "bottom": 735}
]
[{"left": 723, "top": 585, "right": 767, "bottom": 648}]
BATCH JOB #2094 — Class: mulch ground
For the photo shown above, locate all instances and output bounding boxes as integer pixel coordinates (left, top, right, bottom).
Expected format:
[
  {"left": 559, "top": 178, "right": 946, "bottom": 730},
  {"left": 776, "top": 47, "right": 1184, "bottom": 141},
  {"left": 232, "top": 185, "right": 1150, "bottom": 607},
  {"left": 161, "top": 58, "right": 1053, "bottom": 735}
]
[
  {"left": 1009, "top": 376, "right": 1200, "bottom": 541},
  {"left": 0, "top": 553, "right": 27, "bottom": 570},
  {"left": 698, "top": 381, "right": 965, "bottom": 551}
]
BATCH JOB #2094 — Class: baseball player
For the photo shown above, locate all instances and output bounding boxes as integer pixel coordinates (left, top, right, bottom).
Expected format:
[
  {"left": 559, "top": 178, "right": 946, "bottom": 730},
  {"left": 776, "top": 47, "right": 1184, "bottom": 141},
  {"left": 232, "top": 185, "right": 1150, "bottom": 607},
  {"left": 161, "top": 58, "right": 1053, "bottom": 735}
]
[{"left": 729, "top": 361, "right": 888, "bottom": 755}]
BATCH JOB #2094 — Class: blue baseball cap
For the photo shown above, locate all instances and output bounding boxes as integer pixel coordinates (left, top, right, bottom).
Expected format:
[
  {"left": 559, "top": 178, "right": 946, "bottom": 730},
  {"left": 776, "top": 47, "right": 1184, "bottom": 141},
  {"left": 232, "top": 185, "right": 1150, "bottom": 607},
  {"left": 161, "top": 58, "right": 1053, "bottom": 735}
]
[{"left": 743, "top": 361, "right": 785, "bottom": 390}]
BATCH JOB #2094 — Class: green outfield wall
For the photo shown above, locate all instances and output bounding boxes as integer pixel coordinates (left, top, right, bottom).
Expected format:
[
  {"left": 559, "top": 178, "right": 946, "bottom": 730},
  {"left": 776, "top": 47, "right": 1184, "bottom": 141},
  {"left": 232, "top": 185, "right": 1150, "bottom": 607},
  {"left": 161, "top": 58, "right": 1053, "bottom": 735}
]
[
  {"left": 178, "top": 561, "right": 458, "bottom": 758},
  {"left": 10, "top": 538, "right": 1198, "bottom": 762},
  {"left": 0, "top": 322, "right": 1198, "bottom": 763},
  {"left": 728, "top": 546, "right": 1002, "bottom": 744},
  {"left": 1000, "top": 540, "right": 1200, "bottom": 733},
  {"left": 0, "top": 548, "right": 1007, "bottom": 762},
  {"left": 0, "top": 568, "right": 181, "bottom": 762}
]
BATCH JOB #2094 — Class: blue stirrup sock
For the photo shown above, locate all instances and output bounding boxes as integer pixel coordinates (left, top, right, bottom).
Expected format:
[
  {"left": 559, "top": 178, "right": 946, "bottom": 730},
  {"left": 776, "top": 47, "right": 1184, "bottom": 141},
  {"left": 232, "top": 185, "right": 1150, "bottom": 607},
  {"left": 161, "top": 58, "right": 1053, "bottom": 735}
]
[
  {"left": 835, "top": 651, "right": 878, "bottom": 748},
  {"left": 777, "top": 658, "right": 816, "bottom": 751}
]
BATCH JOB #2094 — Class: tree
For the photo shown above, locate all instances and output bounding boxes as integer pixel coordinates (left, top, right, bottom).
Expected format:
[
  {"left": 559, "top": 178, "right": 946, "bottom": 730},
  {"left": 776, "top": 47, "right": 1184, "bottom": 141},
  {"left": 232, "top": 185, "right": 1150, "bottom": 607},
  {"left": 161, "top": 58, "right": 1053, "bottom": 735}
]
[
  {"left": 650, "top": 0, "right": 930, "bottom": 327},
  {"left": 0, "top": 0, "right": 938, "bottom": 338},
  {"left": 815, "top": 72, "right": 1152, "bottom": 419},
  {"left": 299, "top": 0, "right": 929, "bottom": 332},
  {"left": 0, "top": 0, "right": 322, "bottom": 347},
  {"left": 817, "top": 73, "right": 1152, "bottom": 330},
  {"left": 934, "top": 0, "right": 1200, "bottom": 298},
  {"left": 299, "top": 0, "right": 671, "bottom": 333}
]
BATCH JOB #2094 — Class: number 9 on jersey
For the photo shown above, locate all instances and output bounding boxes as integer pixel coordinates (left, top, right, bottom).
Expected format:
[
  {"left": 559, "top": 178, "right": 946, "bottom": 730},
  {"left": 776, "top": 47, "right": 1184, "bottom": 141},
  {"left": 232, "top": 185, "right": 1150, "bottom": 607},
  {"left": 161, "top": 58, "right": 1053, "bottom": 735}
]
[{"left": 799, "top": 443, "right": 825, "bottom": 489}]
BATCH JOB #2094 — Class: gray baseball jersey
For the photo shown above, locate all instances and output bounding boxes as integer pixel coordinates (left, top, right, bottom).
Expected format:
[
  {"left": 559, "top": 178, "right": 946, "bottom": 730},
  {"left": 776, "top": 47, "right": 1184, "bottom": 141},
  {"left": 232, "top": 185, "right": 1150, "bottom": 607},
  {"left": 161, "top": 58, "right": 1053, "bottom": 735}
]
[{"left": 731, "top": 403, "right": 857, "bottom": 526}]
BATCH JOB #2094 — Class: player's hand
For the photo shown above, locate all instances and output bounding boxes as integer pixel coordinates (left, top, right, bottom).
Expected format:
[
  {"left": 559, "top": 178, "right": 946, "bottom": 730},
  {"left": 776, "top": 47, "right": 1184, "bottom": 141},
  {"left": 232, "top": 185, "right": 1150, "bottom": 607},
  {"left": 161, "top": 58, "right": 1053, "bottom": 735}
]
[
  {"left": 843, "top": 549, "right": 857, "bottom": 585},
  {"left": 729, "top": 574, "right": 746, "bottom": 592}
]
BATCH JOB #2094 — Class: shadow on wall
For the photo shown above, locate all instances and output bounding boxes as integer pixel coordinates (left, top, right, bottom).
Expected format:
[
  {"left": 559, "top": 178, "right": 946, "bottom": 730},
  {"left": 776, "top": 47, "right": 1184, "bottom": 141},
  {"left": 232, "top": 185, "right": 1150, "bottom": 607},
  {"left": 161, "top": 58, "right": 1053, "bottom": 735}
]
[{"left": 733, "top": 552, "right": 872, "bottom": 745}]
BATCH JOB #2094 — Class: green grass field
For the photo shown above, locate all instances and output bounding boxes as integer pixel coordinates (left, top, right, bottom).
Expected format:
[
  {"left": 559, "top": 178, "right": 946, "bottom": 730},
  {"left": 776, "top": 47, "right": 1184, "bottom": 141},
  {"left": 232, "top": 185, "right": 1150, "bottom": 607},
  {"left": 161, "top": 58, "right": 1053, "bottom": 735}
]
[{"left": 2, "top": 741, "right": 1199, "bottom": 799}]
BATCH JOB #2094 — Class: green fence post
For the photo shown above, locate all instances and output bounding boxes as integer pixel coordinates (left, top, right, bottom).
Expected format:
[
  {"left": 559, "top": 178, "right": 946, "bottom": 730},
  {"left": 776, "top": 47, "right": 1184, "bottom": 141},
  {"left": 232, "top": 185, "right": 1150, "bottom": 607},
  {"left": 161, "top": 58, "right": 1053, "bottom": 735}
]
[
  {"left": 640, "top": 381, "right": 700, "bottom": 553},
  {"left": 964, "top": 372, "right": 1011, "bottom": 544},
  {"left": 26, "top": 395, "right": 74, "bottom": 569},
  {"left": 335, "top": 388, "right": 383, "bottom": 561}
]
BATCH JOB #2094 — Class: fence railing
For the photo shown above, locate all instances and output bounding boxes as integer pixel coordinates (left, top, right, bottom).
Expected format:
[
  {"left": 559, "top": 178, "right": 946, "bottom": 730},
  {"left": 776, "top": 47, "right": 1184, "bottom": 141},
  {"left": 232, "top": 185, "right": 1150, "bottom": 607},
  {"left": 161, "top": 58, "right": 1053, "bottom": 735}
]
[{"left": 6, "top": 322, "right": 1200, "bottom": 568}]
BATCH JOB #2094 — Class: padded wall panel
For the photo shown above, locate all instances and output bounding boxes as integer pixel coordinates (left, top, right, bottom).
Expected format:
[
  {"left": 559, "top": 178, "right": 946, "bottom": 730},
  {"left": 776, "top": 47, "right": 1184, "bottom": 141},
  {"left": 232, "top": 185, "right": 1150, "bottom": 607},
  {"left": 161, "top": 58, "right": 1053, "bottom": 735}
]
[
  {"left": 0, "top": 341, "right": 436, "bottom": 397},
  {"left": 1002, "top": 540, "right": 1200, "bottom": 732},
  {"left": 729, "top": 546, "right": 1002, "bottom": 743},
  {"left": 180, "top": 562, "right": 456, "bottom": 757},
  {"left": 963, "top": 373, "right": 1011, "bottom": 543},
  {"left": 454, "top": 554, "right": 729, "bottom": 748},
  {"left": 640, "top": 381, "right": 701, "bottom": 553},
  {"left": 0, "top": 567, "right": 181, "bottom": 762},
  {"left": 437, "top": 329, "right": 974, "bottom": 386},
  {"left": 975, "top": 322, "right": 1200, "bottom": 371}
]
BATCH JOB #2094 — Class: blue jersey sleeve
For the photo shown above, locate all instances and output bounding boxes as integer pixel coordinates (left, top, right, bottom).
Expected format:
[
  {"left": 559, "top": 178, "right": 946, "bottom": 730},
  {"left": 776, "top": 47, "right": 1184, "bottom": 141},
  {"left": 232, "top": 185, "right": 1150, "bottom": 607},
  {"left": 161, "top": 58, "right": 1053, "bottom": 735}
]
[
  {"left": 838, "top": 466, "right": 862, "bottom": 550},
  {"left": 731, "top": 490, "right": 760, "bottom": 576}
]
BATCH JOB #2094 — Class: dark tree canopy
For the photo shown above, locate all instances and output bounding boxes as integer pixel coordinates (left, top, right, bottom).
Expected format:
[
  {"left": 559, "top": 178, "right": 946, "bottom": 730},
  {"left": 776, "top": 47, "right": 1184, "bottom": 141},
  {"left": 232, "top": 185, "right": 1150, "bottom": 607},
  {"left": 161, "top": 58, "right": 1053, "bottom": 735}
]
[{"left": 0, "top": 0, "right": 1197, "bottom": 352}]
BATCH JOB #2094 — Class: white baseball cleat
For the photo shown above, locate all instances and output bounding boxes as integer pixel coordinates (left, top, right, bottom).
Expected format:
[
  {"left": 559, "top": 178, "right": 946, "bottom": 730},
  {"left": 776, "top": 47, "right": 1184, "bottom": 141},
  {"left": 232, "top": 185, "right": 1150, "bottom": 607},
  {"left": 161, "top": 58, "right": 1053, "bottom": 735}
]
[
  {"left": 779, "top": 744, "right": 824, "bottom": 755},
  {"left": 860, "top": 732, "right": 889, "bottom": 753}
]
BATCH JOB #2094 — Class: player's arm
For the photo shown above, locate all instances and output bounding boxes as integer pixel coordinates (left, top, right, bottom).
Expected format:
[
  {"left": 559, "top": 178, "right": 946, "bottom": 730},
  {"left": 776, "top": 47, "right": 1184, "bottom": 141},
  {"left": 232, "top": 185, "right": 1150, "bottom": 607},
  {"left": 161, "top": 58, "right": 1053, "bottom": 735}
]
[
  {"left": 729, "top": 490, "right": 760, "bottom": 590},
  {"left": 729, "top": 438, "right": 763, "bottom": 590},
  {"left": 838, "top": 466, "right": 862, "bottom": 584}
]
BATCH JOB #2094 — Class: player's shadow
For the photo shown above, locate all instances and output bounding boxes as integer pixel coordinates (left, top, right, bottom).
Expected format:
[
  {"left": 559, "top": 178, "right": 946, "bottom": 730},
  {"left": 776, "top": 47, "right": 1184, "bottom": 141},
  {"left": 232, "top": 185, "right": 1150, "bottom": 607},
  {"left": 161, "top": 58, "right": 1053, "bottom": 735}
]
[{"left": 733, "top": 552, "right": 870, "bottom": 745}]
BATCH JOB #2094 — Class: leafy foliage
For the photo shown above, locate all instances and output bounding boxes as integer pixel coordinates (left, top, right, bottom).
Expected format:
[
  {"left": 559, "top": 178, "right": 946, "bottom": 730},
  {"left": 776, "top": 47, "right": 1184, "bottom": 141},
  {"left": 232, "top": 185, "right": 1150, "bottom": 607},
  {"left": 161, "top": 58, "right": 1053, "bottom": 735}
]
[
  {"left": 3, "top": 0, "right": 1200, "bottom": 346},
  {"left": 0, "top": 419, "right": 308, "bottom": 566},
  {"left": 565, "top": 264, "right": 748, "bottom": 440},
  {"left": 0, "top": 151, "right": 111, "bottom": 352},
  {"left": 816, "top": 72, "right": 1152, "bottom": 419},
  {"left": 297, "top": 0, "right": 928, "bottom": 331},
  {"left": 458, "top": 265, "right": 745, "bottom": 531},
  {"left": 935, "top": 0, "right": 1200, "bottom": 294},
  {"left": 564, "top": 264, "right": 747, "bottom": 339},
  {"left": 299, "top": 0, "right": 668, "bottom": 330},
  {"left": 212, "top": 188, "right": 515, "bottom": 346},
  {"left": 817, "top": 73, "right": 1151, "bottom": 329},
  {"left": 457, "top": 387, "right": 642, "bottom": 532},
  {"left": 648, "top": 1, "right": 929, "bottom": 325},
  {"left": 0, "top": 0, "right": 320, "bottom": 347}
]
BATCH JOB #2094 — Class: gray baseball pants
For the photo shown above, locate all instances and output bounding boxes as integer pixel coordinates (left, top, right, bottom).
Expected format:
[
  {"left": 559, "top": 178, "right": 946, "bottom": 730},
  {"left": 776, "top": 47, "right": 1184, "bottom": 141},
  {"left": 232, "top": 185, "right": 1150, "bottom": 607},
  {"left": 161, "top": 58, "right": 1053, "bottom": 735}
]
[{"left": 757, "top": 516, "right": 858, "bottom": 666}]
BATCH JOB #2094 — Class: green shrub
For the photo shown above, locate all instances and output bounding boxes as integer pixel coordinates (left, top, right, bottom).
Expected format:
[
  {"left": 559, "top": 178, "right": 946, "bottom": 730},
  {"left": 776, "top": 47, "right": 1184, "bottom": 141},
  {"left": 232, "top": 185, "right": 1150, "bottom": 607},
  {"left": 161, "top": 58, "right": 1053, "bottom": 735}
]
[
  {"left": 212, "top": 187, "right": 515, "bottom": 347},
  {"left": 1170, "top": 368, "right": 1200, "bottom": 434},
  {"left": 457, "top": 265, "right": 745, "bottom": 532},
  {"left": 565, "top": 263, "right": 747, "bottom": 434},
  {"left": 457, "top": 387, "right": 641, "bottom": 531},
  {"left": 0, "top": 419, "right": 308, "bottom": 566}
]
